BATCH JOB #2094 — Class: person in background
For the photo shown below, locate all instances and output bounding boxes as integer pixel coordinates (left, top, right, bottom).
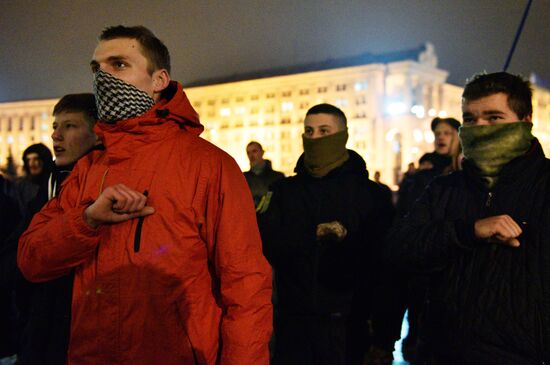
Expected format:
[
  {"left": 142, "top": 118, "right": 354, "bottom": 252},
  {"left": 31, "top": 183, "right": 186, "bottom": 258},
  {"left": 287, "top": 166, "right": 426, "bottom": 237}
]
[
  {"left": 18, "top": 25, "right": 272, "bottom": 365},
  {"left": 384, "top": 117, "right": 462, "bottom": 364},
  {"left": 0, "top": 175, "right": 21, "bottom": 365},
  {"left": 388, "top": 72, "right": 550, "bottom": 365},
  {"left": 244, "top": 141, "right": 284, "bottom": 208},
  {"left": 15, "top": 93, "right": 99, "bottom": 365},
  {"left": 259, "top": 103, "right": 393, "bottom": 365},
  {"left": 14, "top": 144, "right": 55, "bottom": 219},
  {"left": 373, "top": 171, "right": 393, "bottom": 205}
]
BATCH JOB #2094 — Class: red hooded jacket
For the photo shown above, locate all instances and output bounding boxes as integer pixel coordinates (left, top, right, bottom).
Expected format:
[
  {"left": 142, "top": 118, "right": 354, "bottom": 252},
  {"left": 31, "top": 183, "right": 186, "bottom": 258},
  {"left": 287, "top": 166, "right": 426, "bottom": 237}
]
[{"left": 18, "top": 82, "right": 273, "bottom": 365}]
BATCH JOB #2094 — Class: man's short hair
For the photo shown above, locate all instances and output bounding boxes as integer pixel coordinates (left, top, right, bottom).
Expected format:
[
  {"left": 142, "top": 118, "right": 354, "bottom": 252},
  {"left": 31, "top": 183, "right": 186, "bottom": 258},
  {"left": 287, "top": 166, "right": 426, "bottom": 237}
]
[
  {"left": 306, "top": 103, "right": 347, "bottom": 127},
  {"left": 99, "top": 25, "right": 171, "bottom": 74},
  {"left": 463, "top": 72, "right": 533, "bottom": 120},
  {"left": 53, "top": 93, "right": 98, "bottom": 127},
  {"left": 247, "top": 141, "right": 263, "bottom": 150}
]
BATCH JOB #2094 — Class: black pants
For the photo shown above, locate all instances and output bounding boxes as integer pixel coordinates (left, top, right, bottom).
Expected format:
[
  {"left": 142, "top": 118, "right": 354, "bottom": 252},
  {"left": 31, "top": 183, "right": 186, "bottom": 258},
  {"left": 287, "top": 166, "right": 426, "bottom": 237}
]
[{"left": 272, "top": 314, "right": 347, "bottom": 365}]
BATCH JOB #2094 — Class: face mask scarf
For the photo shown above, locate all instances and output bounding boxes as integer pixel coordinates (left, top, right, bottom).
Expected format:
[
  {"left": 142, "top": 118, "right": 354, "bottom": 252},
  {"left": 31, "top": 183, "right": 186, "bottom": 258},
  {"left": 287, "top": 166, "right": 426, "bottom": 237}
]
[
  {"left": 459, "top": 121, "right": 534, "bottom": 188},
  {"left": 93, "top": 70, "right": 155, "bottom": 123},
  {"left": 302, "top": 129, "right": 349, "bottom": 178}
]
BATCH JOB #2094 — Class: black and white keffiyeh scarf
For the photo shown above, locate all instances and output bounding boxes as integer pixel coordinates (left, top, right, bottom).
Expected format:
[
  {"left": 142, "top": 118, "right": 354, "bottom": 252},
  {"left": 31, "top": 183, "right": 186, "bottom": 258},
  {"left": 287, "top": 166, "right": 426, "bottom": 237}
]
[{"left": 93, "top": 70, "right": 155, "bottom": 123}]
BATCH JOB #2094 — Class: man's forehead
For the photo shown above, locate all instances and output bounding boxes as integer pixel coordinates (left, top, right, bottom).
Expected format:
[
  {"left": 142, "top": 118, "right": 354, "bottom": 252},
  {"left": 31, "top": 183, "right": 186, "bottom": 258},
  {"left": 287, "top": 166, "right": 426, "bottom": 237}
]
[
  {"left": 54, "top": 111, "right": 87, "bottom": 123},
  {"left": 93, "top": 37, "right": 142, "bottom": 59}
]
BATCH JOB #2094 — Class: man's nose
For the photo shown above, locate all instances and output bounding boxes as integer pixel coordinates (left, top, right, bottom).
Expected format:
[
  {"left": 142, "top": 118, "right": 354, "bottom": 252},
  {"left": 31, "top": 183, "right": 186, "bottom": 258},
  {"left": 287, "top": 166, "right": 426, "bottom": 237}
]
[{"left": 52, "top": 129, "right": 62, "bottom": 141}]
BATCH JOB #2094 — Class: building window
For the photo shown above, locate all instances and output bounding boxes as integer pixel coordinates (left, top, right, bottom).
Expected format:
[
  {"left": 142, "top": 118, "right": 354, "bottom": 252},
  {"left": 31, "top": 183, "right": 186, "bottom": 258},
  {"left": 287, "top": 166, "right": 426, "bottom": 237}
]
[
  {"left": 282, "top": 91, "right": 292, "bottom": 97},
  {"left": 193, "top": 101, "right": 202, "bottom": 108},
  {"left": 236, "top": 96, "right": 244, "bottom": 102},
  {"left": 207, "top": 100, "right": 216, "bottom": 106},
  {"left": 299, "top": 89, "right": 309, "bottom": 95},
  {"left": 281, "top": 118, "right": 291, "bottom": 124},
  {"left": 335, "top": 99, "right": 348, "bottom": 107},
  {"left": 266, "top": 92, "right": 276, "bottom": 99},
  {"left": 251, "top": 95, "right": 259, "bottom": 100},
  {"left": 318, "top": 86, "right": 327, "bottom": 93},
  {"left": 354, "top": 81, "right": 368, "bottom": 91},
  {"left": 221, "top": 98, "right": 229, "bottom": 104},
  {"left": 356, "top": 95, "right": 367, "bottom": 105},
  {"left": 7, "top": 118, "right": 12, "bottom": 131},
  {"left": 336, "top": 84, "right": 347, "bottom": 91},
  {"left": 281, "top": 101, "right": 293, "bottom": 112},
  {"left": 355, "top": 111, "right": 367, "bottom": 118},
  {"left": 300, "top": 102, "right": 309, "bottom": 109},
  {"left": 31, "top": 117, "right": 36, "bottom": 130},
  {"left": 219, "top": 108, "right": 231, "bottom": 117}
]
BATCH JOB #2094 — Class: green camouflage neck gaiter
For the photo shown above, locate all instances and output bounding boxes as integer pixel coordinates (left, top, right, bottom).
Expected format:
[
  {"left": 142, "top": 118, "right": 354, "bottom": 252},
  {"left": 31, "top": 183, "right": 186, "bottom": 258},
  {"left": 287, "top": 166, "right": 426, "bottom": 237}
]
[{"left": 459, "top": 122, "right": 534, "bottom": 188}]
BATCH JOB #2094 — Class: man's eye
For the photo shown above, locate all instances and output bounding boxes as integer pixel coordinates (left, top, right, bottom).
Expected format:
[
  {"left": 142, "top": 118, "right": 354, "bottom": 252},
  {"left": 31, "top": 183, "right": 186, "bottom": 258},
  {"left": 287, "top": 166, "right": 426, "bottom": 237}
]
[{"left": 114, "top": 61, "right": 126, "bottom": 69}]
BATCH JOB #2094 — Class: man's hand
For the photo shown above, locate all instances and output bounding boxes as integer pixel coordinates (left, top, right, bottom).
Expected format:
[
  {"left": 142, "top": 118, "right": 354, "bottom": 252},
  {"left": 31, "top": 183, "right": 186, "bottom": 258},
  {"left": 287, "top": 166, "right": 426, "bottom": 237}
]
[
  {"left": 474, "top": 215, "right": 522, "bottom": 247},
  {"left": 316, "top": 221, "right": 348, "bottom": 242},
  {"left": 84, "top": 184, "right": 154, "bottom": 229}
]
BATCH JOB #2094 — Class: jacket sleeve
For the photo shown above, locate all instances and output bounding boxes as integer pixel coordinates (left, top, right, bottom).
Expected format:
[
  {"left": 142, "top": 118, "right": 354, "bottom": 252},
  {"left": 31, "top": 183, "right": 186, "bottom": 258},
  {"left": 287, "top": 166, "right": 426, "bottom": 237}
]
[
  {"left": 17, "top": 167, "right": 101, "bottom": 283},
  {"left": 203, "top": 153, "right": 273, "bottom": 365},
  {"left": 386, "top": 178, "right": 478, "bottom": 273}
]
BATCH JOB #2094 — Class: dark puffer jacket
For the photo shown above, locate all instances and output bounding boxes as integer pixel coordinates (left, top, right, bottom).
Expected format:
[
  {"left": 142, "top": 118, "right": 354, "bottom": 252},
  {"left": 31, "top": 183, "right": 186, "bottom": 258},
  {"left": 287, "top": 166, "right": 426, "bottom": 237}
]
[
  {"left": 387, "top": 140, "right": 550, "bottom": 365},
  {"left": 259, "top": 150, "right": 394, "bottom": 316}
]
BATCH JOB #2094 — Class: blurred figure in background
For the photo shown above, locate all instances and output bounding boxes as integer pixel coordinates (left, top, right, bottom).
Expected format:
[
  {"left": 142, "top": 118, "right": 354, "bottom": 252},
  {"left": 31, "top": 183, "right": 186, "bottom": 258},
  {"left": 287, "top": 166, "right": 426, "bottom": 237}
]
[
  {"left": 14, "top": 144, "right": 55, "bottom": 219},
  {"left": 388, "top": 117, "right": 462, "bottom": 364},
  {"left": 244, "top": 141, "right": 284, "bottom": 208}
]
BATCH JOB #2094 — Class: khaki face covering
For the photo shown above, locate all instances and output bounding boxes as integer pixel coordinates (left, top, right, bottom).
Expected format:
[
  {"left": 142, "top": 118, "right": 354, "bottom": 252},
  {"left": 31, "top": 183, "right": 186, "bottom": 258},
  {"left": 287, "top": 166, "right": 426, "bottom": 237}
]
[
  {"left": 459, "top": 122, "right": 534, "bottom": 188},
  {"left": 302, "top": 129, "right": 349, "bottom": 177}
]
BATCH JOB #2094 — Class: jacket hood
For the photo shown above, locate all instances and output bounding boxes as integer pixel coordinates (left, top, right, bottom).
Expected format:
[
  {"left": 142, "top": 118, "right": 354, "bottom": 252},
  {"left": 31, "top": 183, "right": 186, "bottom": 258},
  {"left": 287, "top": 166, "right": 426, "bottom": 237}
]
[
  {"left": 94, "top": 81, "right": 203, "bottom": 140},
  {"left": 294, "top": 149, "right": 368, "bottom": 178},
  {"left": 22, "top": 143, "right": 55, "bottom": 179}
]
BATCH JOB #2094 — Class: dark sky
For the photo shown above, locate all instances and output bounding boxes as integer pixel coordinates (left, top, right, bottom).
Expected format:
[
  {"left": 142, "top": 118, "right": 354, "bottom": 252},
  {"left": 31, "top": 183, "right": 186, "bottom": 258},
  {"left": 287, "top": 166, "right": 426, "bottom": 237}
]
[{"left": 1, "top": 0, "right": 548, "bottom": 102}]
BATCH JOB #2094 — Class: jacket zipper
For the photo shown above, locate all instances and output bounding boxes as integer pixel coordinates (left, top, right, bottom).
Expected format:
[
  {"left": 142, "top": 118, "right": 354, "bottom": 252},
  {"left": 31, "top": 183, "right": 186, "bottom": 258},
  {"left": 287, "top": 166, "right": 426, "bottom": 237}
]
[
  {"left": 485, "top": 191, "right": 494, "bottom": 207},
  {"left": 133, "top": 190, "right": 149, "bottom": 253}
]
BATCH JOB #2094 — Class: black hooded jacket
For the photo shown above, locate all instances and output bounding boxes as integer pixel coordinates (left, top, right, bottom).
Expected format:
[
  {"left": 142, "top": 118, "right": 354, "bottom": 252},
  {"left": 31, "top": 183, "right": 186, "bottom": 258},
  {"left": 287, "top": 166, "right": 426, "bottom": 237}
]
[
  {"left": 387, "top": 140, "right": 550, "bottom": 364},
  {"left": 259, "top": 150, "right": 394, "bottom": 316}
]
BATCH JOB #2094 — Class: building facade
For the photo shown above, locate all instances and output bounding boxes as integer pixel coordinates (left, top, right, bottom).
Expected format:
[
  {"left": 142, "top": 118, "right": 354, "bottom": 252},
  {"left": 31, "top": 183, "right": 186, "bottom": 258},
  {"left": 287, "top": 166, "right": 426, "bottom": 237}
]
[{"left": 1, "top": 44, "right": 549, "bottom": 187}]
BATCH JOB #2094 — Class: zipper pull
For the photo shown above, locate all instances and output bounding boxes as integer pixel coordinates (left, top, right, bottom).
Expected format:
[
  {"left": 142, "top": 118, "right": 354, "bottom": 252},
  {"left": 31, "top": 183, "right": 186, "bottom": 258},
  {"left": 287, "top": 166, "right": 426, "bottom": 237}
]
[{"left": 485, "top": 192, "right": 494, "bottom": 207}]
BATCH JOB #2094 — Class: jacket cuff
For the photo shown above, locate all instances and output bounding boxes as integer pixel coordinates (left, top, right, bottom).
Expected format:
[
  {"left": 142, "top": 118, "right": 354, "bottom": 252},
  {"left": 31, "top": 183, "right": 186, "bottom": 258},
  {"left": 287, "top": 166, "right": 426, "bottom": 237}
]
[{"left": 67, "top": 205, "right": 99, "bottom": 239}]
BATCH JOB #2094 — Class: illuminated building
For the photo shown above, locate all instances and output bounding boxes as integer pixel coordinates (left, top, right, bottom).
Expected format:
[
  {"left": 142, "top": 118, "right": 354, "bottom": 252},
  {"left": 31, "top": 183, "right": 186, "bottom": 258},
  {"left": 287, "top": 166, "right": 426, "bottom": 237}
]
[
  {"left": 0, "top": 99, "right": 57, "bottom": 174},
  {"left": 1, "top": 44, "right": 549, "bottom": 187}
]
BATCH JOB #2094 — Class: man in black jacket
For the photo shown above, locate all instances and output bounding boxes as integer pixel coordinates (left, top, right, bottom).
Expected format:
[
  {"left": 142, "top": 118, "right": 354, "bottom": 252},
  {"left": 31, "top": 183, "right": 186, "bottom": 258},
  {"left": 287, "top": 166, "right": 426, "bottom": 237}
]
[
  {"left": 244, "top": 141, "right": 284, "bottom": 208},
  {"left": 258, "top": 103, "right": 393, "bottom": 365},
  {"left": 388, "top": 72, "right": 550, "bottom": 365}
]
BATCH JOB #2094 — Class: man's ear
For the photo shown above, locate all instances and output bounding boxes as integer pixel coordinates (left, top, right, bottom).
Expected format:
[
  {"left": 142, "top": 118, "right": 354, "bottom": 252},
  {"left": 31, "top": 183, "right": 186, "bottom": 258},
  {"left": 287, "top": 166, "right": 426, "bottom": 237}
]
[
  {"left": 524, "top": 114, "right": 532, "bottom": 123},
  {"left": 152, "top": 69, "right": 170, "bottom": 94}
]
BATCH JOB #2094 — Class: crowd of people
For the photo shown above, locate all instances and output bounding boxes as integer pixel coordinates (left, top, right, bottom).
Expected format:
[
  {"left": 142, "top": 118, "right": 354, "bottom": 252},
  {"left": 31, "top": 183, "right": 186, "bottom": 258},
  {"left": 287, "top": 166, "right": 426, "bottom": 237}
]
[{"left": 0, "top": 24, "right": 548, "bottom": 365}]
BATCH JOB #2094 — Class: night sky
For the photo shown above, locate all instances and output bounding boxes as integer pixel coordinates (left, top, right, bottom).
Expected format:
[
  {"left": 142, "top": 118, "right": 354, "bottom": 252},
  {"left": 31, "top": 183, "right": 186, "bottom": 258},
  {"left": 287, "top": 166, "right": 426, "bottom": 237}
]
[{"left": 0, "top": 0, "right": 548, "bottom": 102}]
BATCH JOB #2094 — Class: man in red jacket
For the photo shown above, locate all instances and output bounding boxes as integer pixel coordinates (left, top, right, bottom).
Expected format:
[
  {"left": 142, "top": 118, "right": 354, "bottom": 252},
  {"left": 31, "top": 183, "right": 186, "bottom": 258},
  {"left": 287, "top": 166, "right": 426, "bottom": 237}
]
[{"left": 18, "top": 25, "right": 272, "bottom": 365}]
